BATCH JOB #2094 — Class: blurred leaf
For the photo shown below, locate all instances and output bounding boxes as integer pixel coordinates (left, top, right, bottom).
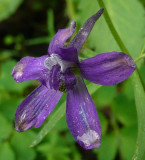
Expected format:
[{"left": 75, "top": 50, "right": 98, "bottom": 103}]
[
  {"left": 77, "top": 0, "right": 145, "bottom": 58},
  {"left": 0, "top": 0, "right": 23, "bottom": 22},
  {"left": 37, "top": 131, "right": 71, "bottom": 160},
  {"left": 0, "top": 90, "right": 10, "bottom": 104},
  {"left": 70, "top": 146, "right": 81, "bottom": 160},
  {"left": 0, "top": 60, "right": 31, "bottom": 92},
  {"left": 131, "top": 71, "right": 145, "bottom": 160},
  {"left": 55, "top": 115, "right": 68, "bottom": 131},
  {"left": 4, "top": 35, "right": 14, "bottom": 45},
  {"left": 47, "top": 9, "right": 55, "bottom": 36},
  {"left": 140, "top": 64, "right": 145, "bottom": 84},
  {"left": 0, "top": 113, "right": 12, "bottom": 142},
  {"left": 119, "top": 126, "right": 137, "bottom": 160},
  {"left": 0, "top": 51, "right": 12, "bottom": 61},
  {"left": 122, "top": 78, "right": 134, "bottom": 100},
  {"left": 92, "top": 85, "right": 116, "bottom": 107},
  {"left": 10, "top": 131, "right": 36, "bottom": 160},
  {"left": 111, "top": 94, "right": 137, "bottom": 126},
  {"left": 98, "top": 111, "right": 108, "bottom": 135},
  {"left": 96, "top": 133, "right": 117, "bottom": 160},
  {"left": 0, "top": 98, "right": 21, "bottom": 121},
  {"left": 0, "top": 142, "right": 15, "bottom": 160},
  {"left": 65, "top": 131, "right": 76, "bottom": 144},
  {"left": 87, "top": 82, "right": 101, "bottom": 95}
]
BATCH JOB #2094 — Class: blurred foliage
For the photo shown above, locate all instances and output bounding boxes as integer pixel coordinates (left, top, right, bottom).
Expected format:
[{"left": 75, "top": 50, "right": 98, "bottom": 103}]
[
  {"left": 0, "top": 0, "right": 145, "bottom": 160},
  {"left": 0, "top": 0, "right": 23, "bottom": 22}
]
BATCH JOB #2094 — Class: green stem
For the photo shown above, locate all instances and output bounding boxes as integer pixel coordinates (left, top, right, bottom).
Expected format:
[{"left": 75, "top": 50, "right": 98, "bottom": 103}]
[
  {"left": 65, "top": 0, "right": 76, "bottom": 20},
  {"left": 135, "top": 54, "right": 145, "bottom": 63},
  {"left": 131, "top": 71, "right": 145, "bottom": 160},
  {"left": 25, "top": 36, "right": 52, "bottom": 46},
  {"left": 98, "top": 0, "right": 145, "bottom": 159},
  {"left": 139, "top": 39, "right": 145, "bottom": 56}
]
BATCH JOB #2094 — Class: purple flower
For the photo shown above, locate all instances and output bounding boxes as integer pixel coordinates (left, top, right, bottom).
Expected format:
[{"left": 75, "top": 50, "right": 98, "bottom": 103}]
[{"left": 11, "top": 8, "right": 136, "bottom": 150}]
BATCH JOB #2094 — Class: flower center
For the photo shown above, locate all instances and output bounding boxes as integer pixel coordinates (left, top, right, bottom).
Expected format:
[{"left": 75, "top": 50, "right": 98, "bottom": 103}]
[
  {"left": 44, "top": 54, "right": 77, "bottom": 92},
  {"left": 44, "top": 54, "right": 74, "bottom": 73},
  {"left": 59, "top": 81, "right": 67, "bottom": 92}
]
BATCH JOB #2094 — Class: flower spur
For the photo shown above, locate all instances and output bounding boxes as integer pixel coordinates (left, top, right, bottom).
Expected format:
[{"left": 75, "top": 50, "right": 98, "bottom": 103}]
[{"left": 11, "top": 8, "right": 136, "bottom": 150}]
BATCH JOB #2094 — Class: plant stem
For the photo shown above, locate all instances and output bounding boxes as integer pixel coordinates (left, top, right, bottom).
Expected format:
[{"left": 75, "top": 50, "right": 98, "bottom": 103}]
[
  {"left": 135, "top": 54, "right": 145, "bottom": 63},
  {"left": 139, "top": 39, "right": 145, "bottom": 56},
  {"left": 65, "top": 0, "right": 76, "bottom": 20},
  {"left": 25, "top": 36, "right": 52, "bottom": 46}
]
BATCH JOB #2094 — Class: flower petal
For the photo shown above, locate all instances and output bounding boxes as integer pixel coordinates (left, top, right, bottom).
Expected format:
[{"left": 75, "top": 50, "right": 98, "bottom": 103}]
[
  {"left": 78, "top": 52, "right": 136, "bottom": 86},
  {"left": 66, "top": 77, "right": 101, "bottom": 150},
  {"left": 15, "top": 85, "right": 62, "bottom": 132},
  {"left": 49, "top": 65, "right": 62, "bottom": 90},
  {"left": 48, "top": 21, "right": 76, "bottom": 54},
  {"left": 68, "top": 8, "right": 104, "bottom": 53},
  {"left": 57, "top": 47, "right": 78, "bottom": 63},
  {"left": 64, "top": 70, "right": 76, "bottom": 90},
  {"left": 11, "top": 55, "right": 48, "bottom": 83}
]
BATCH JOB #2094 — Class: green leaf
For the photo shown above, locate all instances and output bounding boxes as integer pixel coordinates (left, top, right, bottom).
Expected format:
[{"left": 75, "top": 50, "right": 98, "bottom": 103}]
[
  {"left": 0, "top": 98, "right": 21, "bottom": 121},
  {"left": 37, "top": 131, "right": 71, "bottom": 160},
  {"left": 77, "top": 0, "right": 145, "bottom": 58},
  {"left": 98, "top": 111, "right": 108, "bottom": 135},
  {"left": 10, "top": 131, "right": 36, "bottom": 160},
  {"left": 87, "top": 82, "right": 101, "bottom": 95},
  {"left": 0, "top": 50, "right": 12, "bottom": 61},
  {"left": 96, "top": 133, "right": 118, "bottom": 160},
  {"left": 0, "top": 113, "right": 12, "bottom": 142},
  {"left": 0, "top": 0, "right": 23, "bottom": 22},
  {"left": 111, "top": 94, "right": 137, "bottom": 126},
  {"left": 0, "top": 60, "right": 31, "bottom": 92},
  {"left": 55, "top": 115, "right": 68, "bottom": 131},
  {"left": 92, "top": 85, "right": 117, "bottom": 107},
  {"left": 140, "top": 64, "right": 145, "bottom": 84},
  {"left": 119, "top": 126, "right": 137, "bottom": 160},
  {"left": 131, "top": 71, "right": 145, "bottom": 160},
  {"left": 0, "top": 142, "right": 15, "bottom": 160},
  {"left": 122, "top": 78, "right": 134, "bottom": 100}
]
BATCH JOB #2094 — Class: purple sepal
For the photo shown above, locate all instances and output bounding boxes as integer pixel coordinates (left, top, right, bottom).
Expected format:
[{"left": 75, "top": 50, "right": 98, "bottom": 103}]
[
  {"left": 66, "top": 77, "right": 101, "bottom": 150},
  {"left": 64, "top": 70, "right": 76, "bottom": 90},
  {"left": 49, "top": 65, "right": 62, "bottom": 90},
  {"left": 68, "top": 8, "right": 104, "bottom": 53},
  {"left": 57, "top": 47, "right": 78, "bottom": 63},
  {"left": 11, "top": 55, "right": 48, "bottom": 83},
  {"left": 48, "top": 21, "right": 76, "bottom": 54},
  {"left": 15, "top": 85, "right": 62, "bottom": 132},
  {"left": 78, "top": 52, "right": 136, "bottom": 86}
]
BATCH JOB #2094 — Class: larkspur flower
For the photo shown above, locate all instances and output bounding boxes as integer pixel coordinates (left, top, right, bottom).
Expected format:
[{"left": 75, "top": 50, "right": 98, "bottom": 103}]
[{"left": 11, "top": 8, "right": 136, "bottom": 150}]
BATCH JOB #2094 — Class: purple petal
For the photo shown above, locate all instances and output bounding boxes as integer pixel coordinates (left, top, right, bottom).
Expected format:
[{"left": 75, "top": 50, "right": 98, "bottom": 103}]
[
  {"left": 78, "top": 52, "right": 136, "bottom": 86},
  {"left": 57, "top": 47, "right": 78, "bottom": 63},
  {"left": 15, "top": 85, "right": 62, "bottom": 132},
  {"left": 11, "top": 55, "right": 48, "bottom": 83},
  {"left": 49, "top": 65, "right": 62, "bottom": 90},
  {"left": 48, "top": 21, "right": 76, "bottom": 54},
  {"left": 66, "top": 77, "right": 101, "bottom": 150},
  {"left": 64, "top": 70, "right": 76, "bottom": 90},
  {"left": 68, "top": 8, "right": 104, "bottom": 53}
]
